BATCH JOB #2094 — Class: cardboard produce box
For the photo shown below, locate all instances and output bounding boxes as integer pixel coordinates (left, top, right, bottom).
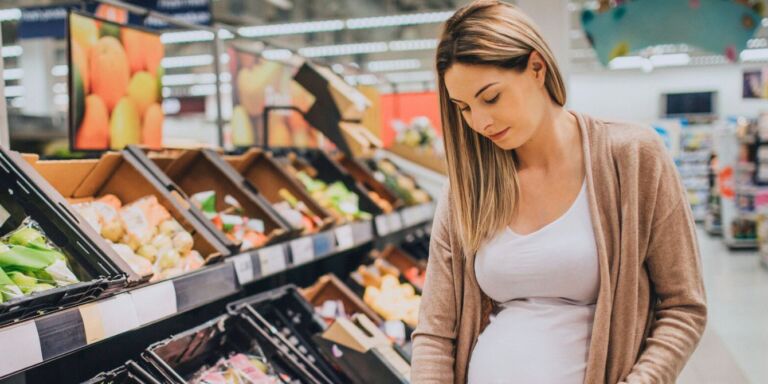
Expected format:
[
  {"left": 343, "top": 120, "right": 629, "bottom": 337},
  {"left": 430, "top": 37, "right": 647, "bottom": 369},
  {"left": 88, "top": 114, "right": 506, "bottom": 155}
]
[
  {"left": 128, "top": 147, "right": 292, "bottom": 251},
  {"left": 224, "top": 148, "right": 335, "bottom": 234},
  {"left": 332, "top": 152, "right": 402, "bottom": 213},
  {"left": 24, "top": 151, "right": 229, "bottom": 282},
  {"left": 302, "top": 273, "right": 384, "bottom": 325}
]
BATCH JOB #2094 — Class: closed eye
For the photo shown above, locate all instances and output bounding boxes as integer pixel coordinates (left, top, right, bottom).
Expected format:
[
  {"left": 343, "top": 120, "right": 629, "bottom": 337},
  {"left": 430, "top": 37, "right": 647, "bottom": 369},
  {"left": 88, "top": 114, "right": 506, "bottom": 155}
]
[{"left": 484, "top": 93, "right": 500, "bottom": 104}]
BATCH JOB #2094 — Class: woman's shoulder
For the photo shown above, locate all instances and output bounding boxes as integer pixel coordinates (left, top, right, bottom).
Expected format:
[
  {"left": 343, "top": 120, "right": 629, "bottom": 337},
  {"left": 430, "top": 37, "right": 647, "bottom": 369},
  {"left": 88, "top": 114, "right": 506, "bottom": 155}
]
[{"left": 582, "top": 114, "right": 670, "bottom": 168}]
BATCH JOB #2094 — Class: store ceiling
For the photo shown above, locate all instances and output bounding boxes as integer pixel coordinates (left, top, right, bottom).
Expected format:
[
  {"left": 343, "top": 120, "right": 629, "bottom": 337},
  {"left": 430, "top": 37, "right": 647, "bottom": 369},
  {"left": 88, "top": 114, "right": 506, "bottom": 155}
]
[{"left": 4, "top": 0, "right": 768, "bottom": 88}]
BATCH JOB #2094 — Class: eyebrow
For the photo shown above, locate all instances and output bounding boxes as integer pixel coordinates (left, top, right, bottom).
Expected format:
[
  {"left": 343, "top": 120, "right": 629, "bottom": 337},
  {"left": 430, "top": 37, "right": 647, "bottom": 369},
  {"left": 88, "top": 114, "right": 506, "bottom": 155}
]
[
  {"left": 449, "top": 82, "right": 499, "bottom": 105},
  {"left": 474, "top": 82, "right": 498, "bottom": 98}
]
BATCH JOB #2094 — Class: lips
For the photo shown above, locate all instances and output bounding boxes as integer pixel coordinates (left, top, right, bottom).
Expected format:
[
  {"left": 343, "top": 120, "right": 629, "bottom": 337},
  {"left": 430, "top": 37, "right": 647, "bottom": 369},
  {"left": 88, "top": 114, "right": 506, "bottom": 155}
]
[{"left": 488, "top": 127, "right": 510, "bottom": 141}]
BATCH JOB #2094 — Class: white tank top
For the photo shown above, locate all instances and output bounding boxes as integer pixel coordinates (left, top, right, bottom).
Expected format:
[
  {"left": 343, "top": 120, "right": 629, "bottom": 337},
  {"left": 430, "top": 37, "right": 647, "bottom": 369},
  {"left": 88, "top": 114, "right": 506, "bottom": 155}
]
[{"left": 468, "top": 181, "right": 599, "bottom": 384}]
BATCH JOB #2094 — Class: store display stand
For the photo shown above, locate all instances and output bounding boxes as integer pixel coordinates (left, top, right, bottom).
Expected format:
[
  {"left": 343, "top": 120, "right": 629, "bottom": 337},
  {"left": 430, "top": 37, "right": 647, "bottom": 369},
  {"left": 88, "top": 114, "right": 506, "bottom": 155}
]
[
  {"left": 0, "top": 28, "right": 9, "bottom": 148},
  {"left": 676, "top": 123, "right": 713, "bottom": 223}
]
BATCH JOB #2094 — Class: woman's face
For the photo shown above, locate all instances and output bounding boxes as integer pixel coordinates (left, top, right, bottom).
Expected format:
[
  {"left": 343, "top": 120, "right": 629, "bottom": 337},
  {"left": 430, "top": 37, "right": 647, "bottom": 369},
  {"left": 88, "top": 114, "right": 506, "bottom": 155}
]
[{"left": 443, "top": 53, "right": 548, "bottom": 150}]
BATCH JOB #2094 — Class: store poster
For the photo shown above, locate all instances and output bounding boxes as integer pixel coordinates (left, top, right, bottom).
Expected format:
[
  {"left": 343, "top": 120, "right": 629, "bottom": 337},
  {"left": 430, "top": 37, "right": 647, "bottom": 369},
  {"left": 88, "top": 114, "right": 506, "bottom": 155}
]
[
  {"left": 227, "top": 45, "right": 319, "bottom": 148},
  {"left": 69, "top": 11, "right": 165, "bottom": 151},
  {"left": 743, "top": 68, "right": 768, "bottom": 99}
]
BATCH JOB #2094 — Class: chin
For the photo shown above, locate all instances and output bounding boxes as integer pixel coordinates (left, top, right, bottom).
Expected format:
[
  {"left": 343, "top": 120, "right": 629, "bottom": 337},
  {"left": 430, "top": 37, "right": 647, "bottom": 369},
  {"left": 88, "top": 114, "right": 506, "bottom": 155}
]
[{"left": 491, "top": 135, "right": 525, "bottom": 151}]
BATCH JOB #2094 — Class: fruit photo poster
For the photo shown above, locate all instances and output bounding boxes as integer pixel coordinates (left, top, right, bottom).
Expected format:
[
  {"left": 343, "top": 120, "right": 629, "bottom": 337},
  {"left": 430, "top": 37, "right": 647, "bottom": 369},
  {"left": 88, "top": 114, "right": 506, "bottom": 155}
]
[
  {"left": 68, "top": 11, "right": 164, "bottom": 151},
  {"left": 227, "top": 45, "right": 319, "bottom": 148}
]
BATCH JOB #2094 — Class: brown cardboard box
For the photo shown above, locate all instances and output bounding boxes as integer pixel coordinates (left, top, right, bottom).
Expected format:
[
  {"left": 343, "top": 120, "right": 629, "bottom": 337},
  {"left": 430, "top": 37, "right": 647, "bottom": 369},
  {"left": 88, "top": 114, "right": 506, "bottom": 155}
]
[
  {"left": 301, "top": 273, "right": 384, "bottom": 325},
  {"left": 139, "top": 148, "right": 291, "bottom": 247},
  {"left": 224, "top": 148, "right": 335, "bottom": 232},
  {"left": 321, "top": 314, "right": 411, "bottom": 378},
  {"left": 23, "top": 152, "right": 229, "bottom": 263},
  {"left": 386, "top": 143, "right": 447, "bottom": 175}
]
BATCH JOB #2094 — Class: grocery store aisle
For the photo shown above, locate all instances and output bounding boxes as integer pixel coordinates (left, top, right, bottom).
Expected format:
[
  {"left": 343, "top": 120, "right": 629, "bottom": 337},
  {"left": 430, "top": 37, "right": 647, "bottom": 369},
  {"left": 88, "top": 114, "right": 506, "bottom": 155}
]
[{"left": 678, "top": 227, "right": 768, "bottom": 383}]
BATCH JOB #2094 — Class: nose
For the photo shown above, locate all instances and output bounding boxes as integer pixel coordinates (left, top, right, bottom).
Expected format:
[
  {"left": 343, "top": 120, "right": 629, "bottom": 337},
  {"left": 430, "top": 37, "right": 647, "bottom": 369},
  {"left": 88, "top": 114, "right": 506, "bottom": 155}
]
[{"left": 473, "top": 111, "right": 493, "bottom": 134}]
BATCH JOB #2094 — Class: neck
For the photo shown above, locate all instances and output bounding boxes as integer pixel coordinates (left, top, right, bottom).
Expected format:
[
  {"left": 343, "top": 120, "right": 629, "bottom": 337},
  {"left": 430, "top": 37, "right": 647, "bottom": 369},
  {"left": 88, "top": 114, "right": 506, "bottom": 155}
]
[{"left": 514, "top": 105, "right": 579, "bottom": 172}]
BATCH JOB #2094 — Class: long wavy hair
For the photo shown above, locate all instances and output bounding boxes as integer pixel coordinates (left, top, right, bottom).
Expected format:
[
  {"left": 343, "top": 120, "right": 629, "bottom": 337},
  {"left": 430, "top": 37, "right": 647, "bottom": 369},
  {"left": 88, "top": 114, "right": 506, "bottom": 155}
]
[{"left": 436, "top": 0, "right": 567, "bottom": 255}]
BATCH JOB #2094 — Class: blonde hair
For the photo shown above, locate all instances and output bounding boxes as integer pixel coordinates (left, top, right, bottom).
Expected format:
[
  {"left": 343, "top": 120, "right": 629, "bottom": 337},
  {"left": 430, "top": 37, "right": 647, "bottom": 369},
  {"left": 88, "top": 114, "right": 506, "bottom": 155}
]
[{"left": 436, "top": 0, "right": 567, "bottom": 255}]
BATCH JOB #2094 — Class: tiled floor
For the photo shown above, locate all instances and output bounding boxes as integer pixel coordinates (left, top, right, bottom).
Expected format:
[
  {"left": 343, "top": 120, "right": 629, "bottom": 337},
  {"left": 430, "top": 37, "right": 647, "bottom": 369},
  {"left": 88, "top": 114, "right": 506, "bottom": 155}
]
[{"left": 678, "top": 227, "right": 768, "bottom": 384}]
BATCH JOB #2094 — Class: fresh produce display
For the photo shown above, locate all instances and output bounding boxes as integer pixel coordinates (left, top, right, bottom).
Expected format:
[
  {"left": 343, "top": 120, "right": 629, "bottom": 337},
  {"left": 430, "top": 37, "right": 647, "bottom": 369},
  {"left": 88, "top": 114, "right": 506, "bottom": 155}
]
[
  {"left": 366, "top": 191, "right": 394, "bottom": 213},
  {"left": 69, "top": 11, "right": 165, "bottom": 151},
  {"left": 271, "top": 188, "right": 323, "bottom": 234},
  {"left": 403, "top": 266, "right": 426, "bottom": 290},
  {"left": 0, "top": 218, "right": 79, "bottom": 303},
  {"left": 288, "top": 169, "right": 372, "bottom": 222},
  {"left": 371, "top": 159, "right": 431, "bottom": 205},
  {"left": 394, "top": 116, "right": 439, "bottom": 149},
  {"left": 191, "top": 191, "right": 268, "bottom": 250},
  {"left": 191, "top": 353, "right": 288, "bottom": 384},
  {"left": 74, "top": 194, "right": 204, "bottom": 281},
  {"left": 355, "top": 259, "right": 420, "bottom": 328}
]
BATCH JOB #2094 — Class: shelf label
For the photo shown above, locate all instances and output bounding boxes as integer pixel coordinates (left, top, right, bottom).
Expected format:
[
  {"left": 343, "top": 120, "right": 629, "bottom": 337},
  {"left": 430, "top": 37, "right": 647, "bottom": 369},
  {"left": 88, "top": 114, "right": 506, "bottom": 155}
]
[
  {"left": 80, "top": 294, "right": 139, "bottom": 344},
  {"left": 313, "top": 231, "right": 336, "bottom": 257},
  {"left": 0, "top": 322, "right": 43, "bottom": 377},
  {"left": 388, "top": 213, "right": 403, "bottom": 232},
  {"left": 230, "top": 253, "right": 255, "bottom": 285},
  {"left": 130, "top": 281, "right": 178, "bottom": 326},
  {"left": 290, "top": 237, "right": 314, "bottom": 266},
  {"left": 259, "top": 245, "right": 287, "bottom": 276},
  {"left": 335, "top": 225, "right": 355, "bottom": 249},
  {"left": 375, "top": 214, "right": 390, "bottom": 235}
]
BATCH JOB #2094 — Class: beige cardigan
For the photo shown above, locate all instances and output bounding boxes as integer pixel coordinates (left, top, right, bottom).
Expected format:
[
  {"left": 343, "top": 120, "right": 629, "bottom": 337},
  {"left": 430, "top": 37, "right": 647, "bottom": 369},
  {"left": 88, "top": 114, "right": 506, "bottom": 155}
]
[{"left": 411, "top": 111, "right": 707, "bottom": 384}]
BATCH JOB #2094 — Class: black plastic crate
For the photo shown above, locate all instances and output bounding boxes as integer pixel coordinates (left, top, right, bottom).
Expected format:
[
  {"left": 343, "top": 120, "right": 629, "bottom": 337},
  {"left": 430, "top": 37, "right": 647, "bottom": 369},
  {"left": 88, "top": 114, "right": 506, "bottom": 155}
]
[
  {"left": 143, "top": 313, "right": 325, "bottom": 384},
  {"left": 227, "top": 285, "right": 346, "bottom": 384},
  {"left": 0, "top": 148, "right": 128, "bottom": 326},
  {"left": 82, "top": 360, "right": 160, "bottom": 384}
]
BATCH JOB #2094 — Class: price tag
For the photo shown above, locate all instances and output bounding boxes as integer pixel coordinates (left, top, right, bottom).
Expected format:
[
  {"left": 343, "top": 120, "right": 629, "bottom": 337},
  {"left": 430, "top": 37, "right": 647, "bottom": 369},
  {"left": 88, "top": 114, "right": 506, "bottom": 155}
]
[
  {"left": 130, "top": 281, "right": 178, "bottom": 326},
  {"left": 375, "top": 214, "right": 390, "bottom": 236},
  {"left": 230, "top": 253, "right": 255, "bottom": 285},
  {"left": 0, "top": 322, "right": 43, "bottom": 377},
  {"left": 401, "top": 207, "right": 418, "bottom": 226},
  {"left": 388, "top": 213, "right": 403, "bottom": 232},
  {"left": 80, "top": 294, "right": 139, "bottom": 344},
  {"left": 335, "top": 225, "right": 355, "bottom": 249},
  {"left": 259, "top": 245, "right": 287, "bottom": 276},
  {"left": 290, "top": 237, "right": 314, "bottom": 265}
]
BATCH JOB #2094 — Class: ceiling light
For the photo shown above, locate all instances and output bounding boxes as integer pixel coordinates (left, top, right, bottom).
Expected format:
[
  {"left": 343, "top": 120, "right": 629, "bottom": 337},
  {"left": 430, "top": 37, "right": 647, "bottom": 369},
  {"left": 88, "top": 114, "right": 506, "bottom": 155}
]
[
  {"left": 51, "top": 65, "right": 68, "bottom": 77},
  {"left": 741, "top": 48, "right": 768, "bottom": 62},
  {"left": 367, "top": 59, "right": 421, "bottom": 72},
  {"left": 609, "top": 56, "right": 652, "bottom": 71},
  {"left": 161, "top": 30, "right": 214, "bottom": 44},
  {"left": 748, "top": 38, "right": 768, "bottom": 49},
  {"left": 262, "top": 49, "right": 293, "bottom": 61},
  {"left": 0, "top": 8, "right": 21, "bottom": 22},
  {"left": 299, "top": 42, "right": 388, "bottom": 58},
  {"left": 162, "top": 73, "right": 219, "bottom": 86},
  {"left": 218, "top": 29, "right": 235, "bottom": 40},
  {"left": 389, "top": 39, "right": 438, "bottom": 51},
  {"left": 346, "top": 11, "right": 452, "bottom": 29},
  {"left": 345, "top": 74, "right": 379, "bottom": 86},
  {"left": 3, "top": 68, "right": 23, "bottom": 81},
  {"left": 162, "top": 54, "right": 214, "bottom": 69},
  {"left": 384, "top": 70, "right": 435, "bottom": 83},
  {"left": 2, "top": 46, "right": 23, "bottom": 58},
  {"left": 4, "top": 85, "right": 24, "bottom": 97},
  {"left": 239, "top": 20, "right": 344, "bottom": 37},
  {"left": 649, "top": 53, "right": 690, "bottom": 67}
]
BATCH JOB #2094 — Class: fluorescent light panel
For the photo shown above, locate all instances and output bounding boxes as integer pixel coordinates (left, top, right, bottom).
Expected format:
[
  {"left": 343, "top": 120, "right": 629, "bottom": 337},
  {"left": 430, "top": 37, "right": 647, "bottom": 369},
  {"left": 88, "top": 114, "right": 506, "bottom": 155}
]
[
  {"left": 389, "top": 39, "right": 438, "bottom": 51},
  {"left": 2, "top": 45, "right": 23, "bottom": 58},
  {"left": 346, "top": 11, "right": 452, "bottom": 29},
  {"left": 367, "top": 59, "right": 421, "bottom": 72},
  {"left": 161, "top": 30, "right": 214, "bottom": 44},
  {"left": 239, "top": 20, "right": 344, "bottom": 37},
  {"left": 3, "top": 68, "right": 23, "bottom": 81},
  {"left": 741, "top": 48, "right": 768, "bottom": 62},
  {"left": 51, "top": 65, "right": 68, "bottom": 77},
  {"left": 0, "top": 8, "right": 21, "bottom": 22},
  {"left": 299, "top": 42, "right": 388, "bottom": 57},
  {"left": 162, "top": 54, "right": 214, "bottom": 69},
  {"left": 385, "top": 70, "right": 435, "bottom": 83},
  {"left": 262, "top": 49, "right": 293, "bottom": 61}
]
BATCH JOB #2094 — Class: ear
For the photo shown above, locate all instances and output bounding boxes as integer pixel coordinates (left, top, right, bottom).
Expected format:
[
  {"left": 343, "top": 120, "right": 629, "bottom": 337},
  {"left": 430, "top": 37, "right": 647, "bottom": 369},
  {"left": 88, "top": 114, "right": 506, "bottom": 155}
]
[{"left": 528, "top": 51, "right": 547, "bottom": 86}]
